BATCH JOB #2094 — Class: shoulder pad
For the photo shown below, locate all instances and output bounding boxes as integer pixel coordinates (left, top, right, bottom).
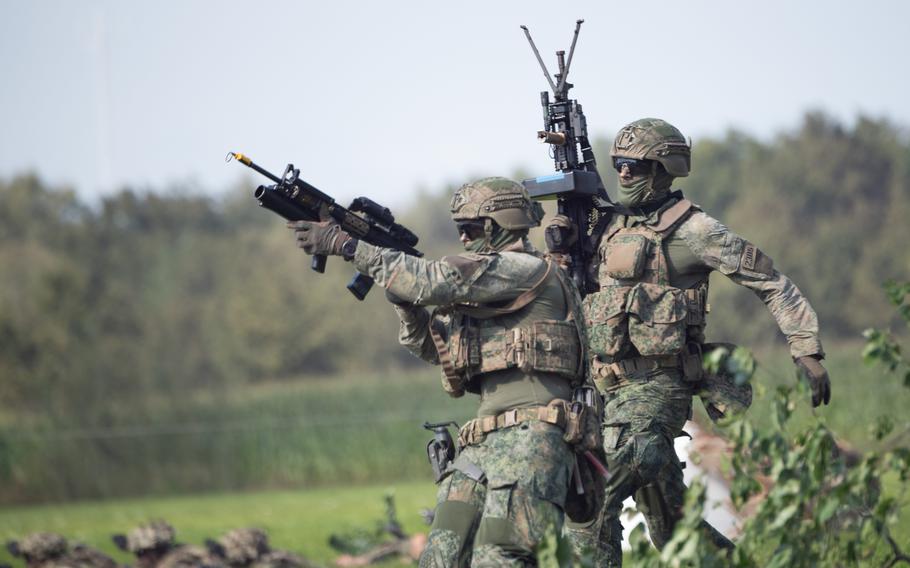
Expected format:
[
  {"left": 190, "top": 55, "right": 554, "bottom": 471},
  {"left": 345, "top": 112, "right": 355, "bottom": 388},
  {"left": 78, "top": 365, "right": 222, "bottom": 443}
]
[
  {"left": 650, "top": 198, "right": 697, "bottom": 234},
  {"left": 441, "top": 253, "right": 493, "bottom": 285}
]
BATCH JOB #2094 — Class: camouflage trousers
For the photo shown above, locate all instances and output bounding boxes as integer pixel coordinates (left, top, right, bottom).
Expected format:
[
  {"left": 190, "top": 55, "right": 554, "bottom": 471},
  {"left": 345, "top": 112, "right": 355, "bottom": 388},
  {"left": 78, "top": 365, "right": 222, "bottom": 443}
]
[
  {"left": 419, "top": 419, "right": 575, "bottom": 568},
  {"left": 565, "top": 368, "right": 734, "bottom": 567}
]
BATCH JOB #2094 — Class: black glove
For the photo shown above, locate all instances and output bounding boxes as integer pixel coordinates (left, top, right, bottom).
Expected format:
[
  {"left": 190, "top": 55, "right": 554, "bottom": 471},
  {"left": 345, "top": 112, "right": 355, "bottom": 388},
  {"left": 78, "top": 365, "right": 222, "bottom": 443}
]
[
  {"left": 287, "top": 221, "right": 350, "bottom": 256},
  {"left": 795, "top": 355, "right": 831, "bottom": 407},
  {"left": 544, "top": 214, "right": 578, "bottom": 253}
]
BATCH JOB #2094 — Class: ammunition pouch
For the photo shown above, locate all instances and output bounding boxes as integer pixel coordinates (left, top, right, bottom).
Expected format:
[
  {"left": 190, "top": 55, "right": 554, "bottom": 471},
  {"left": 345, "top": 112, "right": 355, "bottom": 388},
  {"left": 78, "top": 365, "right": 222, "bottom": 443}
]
[
  {"left": 584, "top": 283, "right": 690, "bottom": 359},
  {"left": 604, "top": 233, "right": 649, "bottom": 280},
  {"left": 680, "top": 342, "right": 703, "bottom": 382},
  {"left": 448, "top": 320, "right": 582, "bottom": 382}
]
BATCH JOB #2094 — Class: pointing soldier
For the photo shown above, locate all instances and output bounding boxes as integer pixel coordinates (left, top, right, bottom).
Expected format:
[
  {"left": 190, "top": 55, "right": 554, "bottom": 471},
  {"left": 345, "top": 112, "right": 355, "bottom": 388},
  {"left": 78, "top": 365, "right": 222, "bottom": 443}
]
[
  {"left": 289, "top": 177, "right": 596, "bottom": 566},
  {"left": 555, "top": 118, "right": 830, "bottom": 566}
]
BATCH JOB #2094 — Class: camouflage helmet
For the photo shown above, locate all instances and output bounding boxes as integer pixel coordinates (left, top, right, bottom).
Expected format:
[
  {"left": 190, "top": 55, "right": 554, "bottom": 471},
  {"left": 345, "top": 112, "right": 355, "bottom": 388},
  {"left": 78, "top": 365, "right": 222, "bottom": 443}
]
[
  {"left": 449, "top": 177, "right": 544, "bottom": 230},
  {"left": 125, "top": 521, "right": 177, "bottom": 553},
  {"left": 218, "top": 528, "right": 269, "bottom": 565},
  {"left": 13, "top": 533, "right": 68, "bottom": 561},
  {"left": 611, "top": 118, "right": 691, "bottom": 177}
]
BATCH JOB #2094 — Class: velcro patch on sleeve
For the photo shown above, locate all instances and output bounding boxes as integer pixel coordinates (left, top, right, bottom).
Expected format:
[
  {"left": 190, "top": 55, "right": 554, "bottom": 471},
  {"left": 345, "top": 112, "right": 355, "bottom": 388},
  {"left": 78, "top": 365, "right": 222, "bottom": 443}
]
[{"left": 740, "top": 243, "right": 774, "bottom": 277}]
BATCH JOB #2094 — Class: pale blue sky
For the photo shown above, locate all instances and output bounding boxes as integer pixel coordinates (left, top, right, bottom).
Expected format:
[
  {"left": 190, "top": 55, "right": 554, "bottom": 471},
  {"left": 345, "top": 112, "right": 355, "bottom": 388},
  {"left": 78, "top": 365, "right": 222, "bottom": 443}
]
[{"left": 1, "top": 0, "right": 907, "bottom": 208}]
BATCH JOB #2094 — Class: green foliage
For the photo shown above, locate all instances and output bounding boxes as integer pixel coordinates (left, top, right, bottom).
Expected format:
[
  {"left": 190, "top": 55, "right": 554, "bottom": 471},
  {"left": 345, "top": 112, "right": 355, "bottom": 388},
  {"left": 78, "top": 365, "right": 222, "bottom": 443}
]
[{"left": 1, "top": 111, "right": 909, "bottom": 507}]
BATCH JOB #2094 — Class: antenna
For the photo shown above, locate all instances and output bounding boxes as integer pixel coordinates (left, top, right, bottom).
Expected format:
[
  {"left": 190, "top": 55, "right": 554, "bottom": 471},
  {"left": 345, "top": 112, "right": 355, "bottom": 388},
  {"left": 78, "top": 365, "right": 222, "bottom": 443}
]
[
  {"left": 520, "top": 25, "right": 558, "bottom": 94},
  {"left": 556, "top": 19, "right": 584, "bottom": 93}
]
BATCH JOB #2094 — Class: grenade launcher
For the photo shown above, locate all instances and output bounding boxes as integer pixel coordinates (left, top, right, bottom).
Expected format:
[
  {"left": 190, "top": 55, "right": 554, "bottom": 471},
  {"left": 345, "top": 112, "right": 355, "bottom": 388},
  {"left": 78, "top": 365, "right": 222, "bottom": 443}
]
[{"left": 228, "top": 152, "right": 422, "bottom": 300}]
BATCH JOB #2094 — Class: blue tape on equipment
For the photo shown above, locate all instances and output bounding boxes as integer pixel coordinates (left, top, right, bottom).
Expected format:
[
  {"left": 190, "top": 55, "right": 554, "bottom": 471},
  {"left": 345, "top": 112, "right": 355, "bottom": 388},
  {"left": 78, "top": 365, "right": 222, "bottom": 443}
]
[{"left": 535, "top": 173, "right": 566, "bottom": 184}]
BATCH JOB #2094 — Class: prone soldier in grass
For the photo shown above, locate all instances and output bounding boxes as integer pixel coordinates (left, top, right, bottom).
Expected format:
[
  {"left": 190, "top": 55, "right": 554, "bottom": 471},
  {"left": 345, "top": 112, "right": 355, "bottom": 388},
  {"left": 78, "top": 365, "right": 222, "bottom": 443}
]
[
  {"left": 6, "top": 533, "right": 117, "bottom": 568},
  {"left": 555, "top": 118, "right": 831, "bottom": 566},
  {"left": 289, "top": 177, "right": 598, "bottom": 567}
]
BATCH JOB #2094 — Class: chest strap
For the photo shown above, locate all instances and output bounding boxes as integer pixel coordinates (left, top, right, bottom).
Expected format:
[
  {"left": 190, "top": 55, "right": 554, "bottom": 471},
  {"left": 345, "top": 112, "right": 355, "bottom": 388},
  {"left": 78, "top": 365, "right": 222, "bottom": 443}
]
[{"left": 458, "top": 400, "right": 569, "bottom": 447}]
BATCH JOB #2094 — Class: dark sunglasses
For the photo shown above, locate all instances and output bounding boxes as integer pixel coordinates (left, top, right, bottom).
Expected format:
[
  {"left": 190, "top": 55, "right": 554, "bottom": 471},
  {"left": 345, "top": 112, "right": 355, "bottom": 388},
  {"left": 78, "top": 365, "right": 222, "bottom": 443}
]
[
  {"left": 456, "top": 221, "right": 486, "bottom": 240},
  {"left": 613, "top": 157, "right": 653, "bottom": 176}
]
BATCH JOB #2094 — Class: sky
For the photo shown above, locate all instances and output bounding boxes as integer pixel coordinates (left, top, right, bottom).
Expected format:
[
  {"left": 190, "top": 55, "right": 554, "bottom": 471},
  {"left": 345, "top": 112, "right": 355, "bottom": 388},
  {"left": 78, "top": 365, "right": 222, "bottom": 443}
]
[{"left": 1, "top": 0, "right": 908, "bottom": 209}]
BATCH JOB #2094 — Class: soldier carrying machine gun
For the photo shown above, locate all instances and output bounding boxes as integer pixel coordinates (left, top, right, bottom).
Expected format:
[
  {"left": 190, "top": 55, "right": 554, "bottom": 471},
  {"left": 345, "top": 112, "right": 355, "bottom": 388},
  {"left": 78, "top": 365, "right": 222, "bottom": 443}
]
[{"left": 520, "top": 19, "right": 613, "bottom": 297}]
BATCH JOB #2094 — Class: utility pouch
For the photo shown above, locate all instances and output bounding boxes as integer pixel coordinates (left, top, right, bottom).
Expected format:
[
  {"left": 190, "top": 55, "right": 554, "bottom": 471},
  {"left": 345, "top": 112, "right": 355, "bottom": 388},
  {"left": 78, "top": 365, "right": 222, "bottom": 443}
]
[
  {"left": 563, "top": 402, "right": 586, "bottom": 446},
  {"left": 530, "top": 320, "right": 581, "bottom": 378},
  {"left": 589, "top": 356, "right": 618, "bottom": 394},
  {"left": 565, "top": 386, "right": 604, "bottom": 453},
  {"left": 681, "top": 343, "right": 704, "bottom": 382},
  {"left": 604, "top": 234, "right": 649, "bottom": 280},
  {"left": 583, "top": 286, "right": 632, "bottom": 358},
  {"left": 627, "top": 283, "right": 688, "bottom": 356}
]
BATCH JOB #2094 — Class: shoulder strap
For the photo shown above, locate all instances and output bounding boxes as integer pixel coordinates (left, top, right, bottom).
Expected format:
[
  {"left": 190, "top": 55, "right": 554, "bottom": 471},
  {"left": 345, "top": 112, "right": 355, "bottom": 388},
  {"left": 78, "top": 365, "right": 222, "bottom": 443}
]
[
  {"left": 456, "top": 260, "right": 553, "bottom": 319},
  {"left": 651, "top": 198, "right": 694, "bottom": 235},
  {"left": 426, "top": 311, "right": 465, "bottom": 398},
  {"left": 552, "top": 262, "right": 587, "bottom": 380}
]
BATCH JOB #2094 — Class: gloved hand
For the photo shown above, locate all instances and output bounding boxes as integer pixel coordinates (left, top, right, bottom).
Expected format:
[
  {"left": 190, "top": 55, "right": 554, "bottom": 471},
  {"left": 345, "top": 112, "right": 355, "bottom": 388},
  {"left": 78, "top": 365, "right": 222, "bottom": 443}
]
[
  {"left": 544, "top": 214, "right": 578, "bottom": 253},
  {"left": 795, "top": 355, "right": 831, "bottom": 407},
  {"left": 287, "top": 221, "right": 350, "bottom": 256}
]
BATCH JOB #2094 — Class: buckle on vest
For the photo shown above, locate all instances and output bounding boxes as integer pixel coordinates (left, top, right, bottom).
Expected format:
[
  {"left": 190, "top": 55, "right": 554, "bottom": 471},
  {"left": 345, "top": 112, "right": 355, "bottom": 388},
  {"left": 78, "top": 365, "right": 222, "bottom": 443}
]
[{"left": 500, "top": 409, "right": 519, "bottom": 428}]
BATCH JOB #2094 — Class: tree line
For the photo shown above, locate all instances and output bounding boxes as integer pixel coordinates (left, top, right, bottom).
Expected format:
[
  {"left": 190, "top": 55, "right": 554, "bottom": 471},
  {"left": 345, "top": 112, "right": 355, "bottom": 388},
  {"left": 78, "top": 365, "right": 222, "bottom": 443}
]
[{"left": 0, "top": 111, "right": 907, "bottom": 425}]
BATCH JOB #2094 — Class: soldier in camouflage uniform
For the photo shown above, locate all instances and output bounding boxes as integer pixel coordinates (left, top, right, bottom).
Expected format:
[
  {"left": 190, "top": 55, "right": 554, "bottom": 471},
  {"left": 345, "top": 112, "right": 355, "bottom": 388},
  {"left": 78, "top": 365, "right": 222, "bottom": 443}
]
[
  {"left": 113, "top": 521, "right": 225, "bottom": 568},
  {"left": 6, "top": 532, "right": 117, "bottom": 568},
  {"left": 205, "top": 528, "right": 313, "bottom": 568},
  {"left": 557, "top": 118, "right": 831, "bottom": 566},
  {"left": 289, "top": 177, "right": 591, "bottom": 567}
]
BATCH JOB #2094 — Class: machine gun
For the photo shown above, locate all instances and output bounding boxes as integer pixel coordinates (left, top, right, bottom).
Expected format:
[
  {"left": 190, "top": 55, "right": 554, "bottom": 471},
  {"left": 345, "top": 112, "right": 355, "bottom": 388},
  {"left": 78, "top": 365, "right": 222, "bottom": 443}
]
[
  {"left": 227, "top": 152, "right": 422, "bottom": 300},
  {"left": 520, "top": 20, "right": 611, "bottom": 296}
]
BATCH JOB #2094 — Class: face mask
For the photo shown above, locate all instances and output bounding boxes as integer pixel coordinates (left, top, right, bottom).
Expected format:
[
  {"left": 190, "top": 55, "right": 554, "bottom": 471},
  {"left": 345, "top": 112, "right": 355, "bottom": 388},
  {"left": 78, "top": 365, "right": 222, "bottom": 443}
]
[
  {"left": 616, "top": 169, "right": 675, "bottom": 208},
  {"left": 616, "top": 176, "right": 653, "bottom": 207},
  {"left": 463, "top": 221, "right": 519, "bottom": 253}
]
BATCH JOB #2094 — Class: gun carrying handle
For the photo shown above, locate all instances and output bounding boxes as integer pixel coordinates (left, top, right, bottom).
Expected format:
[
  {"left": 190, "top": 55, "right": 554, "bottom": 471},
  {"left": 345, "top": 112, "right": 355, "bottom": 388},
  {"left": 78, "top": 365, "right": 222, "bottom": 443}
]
[{"left": 311, "top": 254, "right": 327, "bottom": 273}]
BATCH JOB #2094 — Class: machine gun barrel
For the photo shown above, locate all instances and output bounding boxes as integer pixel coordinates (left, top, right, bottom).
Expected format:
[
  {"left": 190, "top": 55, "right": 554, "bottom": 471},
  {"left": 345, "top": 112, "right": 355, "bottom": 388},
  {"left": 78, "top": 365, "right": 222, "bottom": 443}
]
[{"left": 519, "top": 22, "right": 611, "bottom": 296}]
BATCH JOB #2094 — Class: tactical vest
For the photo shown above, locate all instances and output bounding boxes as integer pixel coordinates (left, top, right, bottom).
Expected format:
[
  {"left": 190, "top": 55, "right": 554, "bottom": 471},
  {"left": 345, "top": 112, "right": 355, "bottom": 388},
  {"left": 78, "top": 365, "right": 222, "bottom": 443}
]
[
  {"left": 584, "top": 199, "right": 708, "bottom": 362},
  {"left": 430, "top": 254, "right": 586, "bottom": 398}
]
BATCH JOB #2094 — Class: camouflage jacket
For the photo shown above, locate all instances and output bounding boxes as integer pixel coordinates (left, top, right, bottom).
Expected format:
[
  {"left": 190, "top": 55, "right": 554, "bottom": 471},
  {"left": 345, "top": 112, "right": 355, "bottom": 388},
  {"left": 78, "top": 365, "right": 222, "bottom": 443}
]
[
  {"left": 352, "top": 238, "right": 559, "bottom": 363},
  {"left": 352, "top": 238, "right": 587, "bottom": 401},
  {"left": 590, "top": 194, "right": 823, "bottom": 360}
]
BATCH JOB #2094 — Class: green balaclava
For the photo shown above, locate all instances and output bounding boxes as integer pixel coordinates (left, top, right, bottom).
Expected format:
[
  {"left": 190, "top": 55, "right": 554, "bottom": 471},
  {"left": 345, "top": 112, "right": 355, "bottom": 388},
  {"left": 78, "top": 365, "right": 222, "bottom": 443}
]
[
  {"left": 450, "top": 177, "right": 541, "bottom": 253},
  {"left": 616, "top": 163, "right": 674, "bottom": 208},
  {"left": 463, "top": 219, "right": 523, "bottom": 253}
]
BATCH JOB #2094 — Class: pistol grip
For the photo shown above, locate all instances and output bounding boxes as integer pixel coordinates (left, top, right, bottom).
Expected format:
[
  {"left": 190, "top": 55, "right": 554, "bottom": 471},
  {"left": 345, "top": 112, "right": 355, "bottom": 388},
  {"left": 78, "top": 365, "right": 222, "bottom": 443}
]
[{"left": 312, "top": 254, "right": 327, "bottom": 273}]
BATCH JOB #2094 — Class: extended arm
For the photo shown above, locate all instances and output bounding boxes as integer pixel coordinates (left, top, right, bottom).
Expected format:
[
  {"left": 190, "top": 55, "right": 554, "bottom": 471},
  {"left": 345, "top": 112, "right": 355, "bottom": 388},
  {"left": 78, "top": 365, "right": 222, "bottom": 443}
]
[{"left": 678, "top": 211, "right": 830, "bottom": 405}]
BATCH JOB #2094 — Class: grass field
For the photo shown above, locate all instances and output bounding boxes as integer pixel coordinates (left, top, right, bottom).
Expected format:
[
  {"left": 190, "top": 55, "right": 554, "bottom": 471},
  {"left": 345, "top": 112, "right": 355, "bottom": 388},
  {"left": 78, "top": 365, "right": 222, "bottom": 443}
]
[
  {"left": 2, "top": 340, "right": 909, "bottom": 565},
  {"left": 0, "top": 480, "right": 438, "bottom": 567}
]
